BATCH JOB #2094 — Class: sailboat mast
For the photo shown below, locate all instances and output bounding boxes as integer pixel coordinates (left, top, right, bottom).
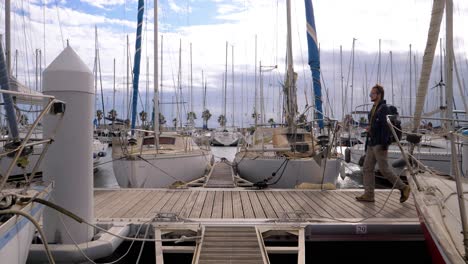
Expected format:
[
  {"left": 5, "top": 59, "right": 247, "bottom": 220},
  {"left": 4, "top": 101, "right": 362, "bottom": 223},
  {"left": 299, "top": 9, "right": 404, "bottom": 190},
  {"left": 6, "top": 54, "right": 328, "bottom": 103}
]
[
  {"left": 254, "top": 35, "right": 258, "bottom": 130},
  {"left": 146, "top": 56, "right": 149, "bottom": 118},
  {"left": 286, "top": 0, "right": 295, "bottom": 130},
  {"left": 5, "top": 0, "right": 11, "bottom": 75},
  {"left": 177, "top": 39, "right": 182, "bottom": 129},
  {"left": 130, "top": 0, "right": 145, "bottom": 134},
  {"left": 97, "top": 29, "right": 106, "bottom": 126},
  {"left": 445, "top": 0, "right": 454, "bottom": 131},
  {"left": 94, "top": 26, "right": 98, "bottom": 113},
  {"left": 259, "top": 60, "right": 263, "bottom": 124},
  {"left": 350, "top": 38, "right": 355, "bottom": 115},
  {"left": 232, "top": 45, "right": 235, "bottom": 127},
  {"left": 390, "top": 51, "right": 394, "bottom": 105},
  {"left": 409, "top": 44, "right": 412, "bottom": 117},
  {"left": 224, "top": 41, "right": 228, "bottom": 128},
  {"left": 304, "top": 0, "right": 322, "bottom": 128},
  {"left": 340, "top": 45, "right": 344, "bottom": 119},
  {"left": 190, "top": 42, "right": 193, "bottom": 115},
  {"left": 113, "top": 58, "right": 115, "bottom": 129},
  {"left": 202, "top": 70, "right": 205, "bottom": 112},
  {"left": 378, "top": 39, "right": 381, "bottom": 84},
  {"left": 154, "top": 0, "right": 159, "bottom": 150},
  {"left": 126, "top": 35, "right": 130, "bottom": 120},
  {"left": 160, "top": 34, "right": 163, "bottom": 118}
]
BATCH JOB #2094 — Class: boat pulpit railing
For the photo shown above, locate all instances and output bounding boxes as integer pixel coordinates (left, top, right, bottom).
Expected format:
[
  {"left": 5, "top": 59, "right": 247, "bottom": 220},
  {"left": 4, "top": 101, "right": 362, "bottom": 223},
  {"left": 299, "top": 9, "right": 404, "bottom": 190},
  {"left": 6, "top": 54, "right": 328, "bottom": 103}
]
[
  {"left": 0, "top": 90, "right": 66, "bottom": 191},
  {"left": 449, "top": 131, "right": 468, "bottom": 259},
  {"left": 385, "top": 115, "right": 424, "bottom": 191},
  {"left": 125, "top": 128, "right": 157, "bottom": 155}
]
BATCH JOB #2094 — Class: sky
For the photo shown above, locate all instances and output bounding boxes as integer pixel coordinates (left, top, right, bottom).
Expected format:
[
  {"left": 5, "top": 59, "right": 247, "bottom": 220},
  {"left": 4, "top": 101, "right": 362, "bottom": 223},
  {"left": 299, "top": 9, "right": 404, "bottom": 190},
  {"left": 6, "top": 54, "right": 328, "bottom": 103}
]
[{"left": 1, "top": 0, "right": 467, "bottom": 128}]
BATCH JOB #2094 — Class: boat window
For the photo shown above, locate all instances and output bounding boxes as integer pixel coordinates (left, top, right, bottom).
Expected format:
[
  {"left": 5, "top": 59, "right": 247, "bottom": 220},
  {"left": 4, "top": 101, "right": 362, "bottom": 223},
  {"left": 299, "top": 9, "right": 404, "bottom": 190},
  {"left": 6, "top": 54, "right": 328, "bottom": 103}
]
[
  {"left": 287, "top": 133, "right": 304, "bottom": 142},
  {"left": 159, "top": 137, "right": 176, "bottom": 145},
  {"left": 142, "top": 137, "right": 176, "bottom": 145}
]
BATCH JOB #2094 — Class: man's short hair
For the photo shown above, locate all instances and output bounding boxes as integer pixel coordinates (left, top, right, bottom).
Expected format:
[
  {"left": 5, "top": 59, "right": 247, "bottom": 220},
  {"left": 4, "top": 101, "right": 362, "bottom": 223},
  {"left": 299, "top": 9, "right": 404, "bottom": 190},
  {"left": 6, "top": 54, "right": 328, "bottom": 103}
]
[{"left": 372, "top": 84, "right": 384, "bottom": 99}]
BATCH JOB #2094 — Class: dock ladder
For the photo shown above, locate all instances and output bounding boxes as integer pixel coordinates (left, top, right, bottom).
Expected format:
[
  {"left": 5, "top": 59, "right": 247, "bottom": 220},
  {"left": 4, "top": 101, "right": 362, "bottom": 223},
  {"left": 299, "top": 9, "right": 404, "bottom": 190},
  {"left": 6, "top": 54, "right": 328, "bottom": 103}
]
[{"left": 192, "top": 225, "right": 269, "bottom": 264}]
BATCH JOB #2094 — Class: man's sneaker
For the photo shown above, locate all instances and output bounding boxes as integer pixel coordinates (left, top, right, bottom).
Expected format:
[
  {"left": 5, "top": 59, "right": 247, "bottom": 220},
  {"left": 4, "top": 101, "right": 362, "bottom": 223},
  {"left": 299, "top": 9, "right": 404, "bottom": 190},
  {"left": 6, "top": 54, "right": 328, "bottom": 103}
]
[
  {"left": 400, "top": 185, "right": 411, "bottom": 203},
  {"left": 355, "top": 193, "right": 375, "bottom": 202}
]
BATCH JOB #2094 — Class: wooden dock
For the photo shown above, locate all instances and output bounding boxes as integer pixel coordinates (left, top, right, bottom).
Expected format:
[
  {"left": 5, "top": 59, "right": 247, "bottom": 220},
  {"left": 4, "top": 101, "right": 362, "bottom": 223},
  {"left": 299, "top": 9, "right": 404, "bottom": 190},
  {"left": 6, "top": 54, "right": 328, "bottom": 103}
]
[
  {"left": 204, "top": 162, "right": 235, "bottom": 188},
  {"left": 94, "top": 188, "right": 418, "bottom": 226},
  {"left": 94, "top": 188, "right": 421, "bottom": 263}
]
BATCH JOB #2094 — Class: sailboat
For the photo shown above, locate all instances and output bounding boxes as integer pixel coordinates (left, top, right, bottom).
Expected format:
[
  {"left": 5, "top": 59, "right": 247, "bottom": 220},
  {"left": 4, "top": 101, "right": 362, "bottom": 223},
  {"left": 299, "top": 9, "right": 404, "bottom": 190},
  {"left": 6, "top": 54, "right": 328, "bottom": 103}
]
[
  {"left": 350, "top": 134, "right": 461, "bottom": 176},
  {"left": 111, "top": 0, "right": 212, "bottom": 188},
  {"left": 0, "top": 12, "right": 65, "bottom": 262},
  {"left": 348, "top": 51, "right": 463, "bottom": 177},
  {"left": 395, "top": 0, "right": 468, "bottom": 262},
  {"left": 234, "top": 0, "right": 341, "bottom": 189},
  {"left": 211, "top": 42, "right": 241, "bottom": 147}
]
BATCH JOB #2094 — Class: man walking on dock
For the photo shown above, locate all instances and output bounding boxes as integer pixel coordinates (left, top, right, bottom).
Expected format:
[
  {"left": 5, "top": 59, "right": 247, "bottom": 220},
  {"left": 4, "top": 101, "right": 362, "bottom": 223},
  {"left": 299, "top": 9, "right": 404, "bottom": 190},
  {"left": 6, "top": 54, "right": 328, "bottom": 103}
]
[{"left": 355, "top": 84, "right": 411, "bottom": 203}]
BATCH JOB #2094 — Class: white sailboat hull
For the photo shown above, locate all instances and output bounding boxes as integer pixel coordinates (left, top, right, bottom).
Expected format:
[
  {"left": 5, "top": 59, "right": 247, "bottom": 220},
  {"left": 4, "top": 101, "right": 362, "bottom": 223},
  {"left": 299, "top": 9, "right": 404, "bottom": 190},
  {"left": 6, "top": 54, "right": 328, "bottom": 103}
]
[
  {"left": 235, "top": 154, "right": 341, "bottom": 188},
  {"left": 211, "top": 131, "right": 240, "bottom": 146},
  {"left": 0, "top": 184, "right": 51, "bottom": 264},
  {"left": 409, "top": 172, "right": 466, "bottom": 263},
  {"left": 113, "top": 152, "right": 211, "bottom": 188}
]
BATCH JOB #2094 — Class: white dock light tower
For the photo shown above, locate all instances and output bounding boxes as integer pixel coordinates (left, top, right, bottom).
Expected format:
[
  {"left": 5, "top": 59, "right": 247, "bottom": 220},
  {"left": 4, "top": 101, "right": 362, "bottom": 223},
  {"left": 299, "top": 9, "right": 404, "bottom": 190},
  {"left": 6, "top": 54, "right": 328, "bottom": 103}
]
[{"left": 42, "top": 44, "right": 94, "bottom": 244}]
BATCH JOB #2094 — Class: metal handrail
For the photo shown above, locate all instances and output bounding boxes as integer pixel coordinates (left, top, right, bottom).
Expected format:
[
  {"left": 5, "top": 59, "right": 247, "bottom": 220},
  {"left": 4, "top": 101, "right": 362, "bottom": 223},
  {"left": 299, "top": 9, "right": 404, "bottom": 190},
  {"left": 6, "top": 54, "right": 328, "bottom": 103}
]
[
  {"left": 385, "top": 115, "right": 421, "bottom": 191},
  {"left": 0, "top": 89, "right": 55, "bottom": 99},
  {"left": 449, "top": 132, "right": 468, "bottom": 259},
  {"left": 0, "top": 96, "right": 63, "bottom": 190}
]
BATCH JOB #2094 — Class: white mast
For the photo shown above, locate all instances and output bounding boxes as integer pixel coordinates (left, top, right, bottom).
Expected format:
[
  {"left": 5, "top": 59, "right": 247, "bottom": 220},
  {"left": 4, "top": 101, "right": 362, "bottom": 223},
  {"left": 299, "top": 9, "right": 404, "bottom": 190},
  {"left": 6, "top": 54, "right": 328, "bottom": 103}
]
[
  {"left": 390, "top": 51, "right": 394, "bottom": 105},
  {"left": 5, "top": 0, "right": 11, "bottom": 75},
  {"left": 340, "top": 45, "right": 344, "bottom": 119},
  {"left": 113, "top": 58, "right": 115, "bottom": 129},
  {"left": 146, "top": 56, "right": 149, "bottom": 120},
  {"left": 286, "top": 0, "right": 296, "bottom": 130},
  {"left": 190, "top": 42, "right": 193, "bottom": 116},
  {"left": 409, "top": 44, "right": 412, "bottom": 117},
  {"left": 202, "top": 70, "right": 205, "bottom": 112},
  {"left": 350, "top": 38, "right": 355, "bottom": 114},
  {"left": 377, "top": 39, "right": 381, "bottom": 84},
  {"left": 126, "top": 35, "right": 130, "bottom": 120},
  {"left": 154, "top": 0, "right": 159, "bottom": 150},
  {"left": 160, "top": 34, "right": 163, "bottom": 118},
  {"left": 259, "top": 60, "right": 264, "bottom": 124},
  {"left": 445, "top": 0, "right": 454, "bottom": 131},
  {"left": 224, "top": 41, "right": 228, "bottom": 129},
  {"left": 176, "top": 39, "right": 182, "bottom": 129},
  {"left": 232, "top": 45, "right": 235, "bottom": 127},
  {"left": 94, "top": 26, "right": 98, "bottom": 115},
  {"left": 254, "top": 35, "right": 258, "bottom": 130}
]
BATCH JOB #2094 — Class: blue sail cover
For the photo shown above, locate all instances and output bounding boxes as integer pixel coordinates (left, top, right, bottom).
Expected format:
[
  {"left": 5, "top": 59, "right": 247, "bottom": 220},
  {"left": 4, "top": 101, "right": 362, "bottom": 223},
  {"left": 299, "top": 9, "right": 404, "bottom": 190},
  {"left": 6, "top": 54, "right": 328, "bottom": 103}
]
[
  {"left": 0, "top": 41, "right": 19, "bottom": 139},
  {"left": 130, "top": 0, "right": 145, "bottom": 134},
  {"left": 304, "top": 0, "right": 323, "bottom": 129}
]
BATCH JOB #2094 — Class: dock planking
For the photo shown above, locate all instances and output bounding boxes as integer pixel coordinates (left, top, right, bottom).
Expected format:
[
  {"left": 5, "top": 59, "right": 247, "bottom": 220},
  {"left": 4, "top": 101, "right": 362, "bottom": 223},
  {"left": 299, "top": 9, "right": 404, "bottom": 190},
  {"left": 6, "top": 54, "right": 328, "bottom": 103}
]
[{"left": 94, "top": 188, "right": 418, "bottom": 224}]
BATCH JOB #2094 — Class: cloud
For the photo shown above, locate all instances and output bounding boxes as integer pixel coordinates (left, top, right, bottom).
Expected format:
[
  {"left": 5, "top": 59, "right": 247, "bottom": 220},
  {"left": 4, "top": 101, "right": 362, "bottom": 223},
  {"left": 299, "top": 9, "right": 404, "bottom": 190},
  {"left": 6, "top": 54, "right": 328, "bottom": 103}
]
[
  {"left": 168, "top": 0, "right": 191, "bottom": 14},
  {"left": 2, "top": 0, "right": 467, "bottom": 127},
  {"left": 80, "top": 0, "right": 135, "bottom": 10}
]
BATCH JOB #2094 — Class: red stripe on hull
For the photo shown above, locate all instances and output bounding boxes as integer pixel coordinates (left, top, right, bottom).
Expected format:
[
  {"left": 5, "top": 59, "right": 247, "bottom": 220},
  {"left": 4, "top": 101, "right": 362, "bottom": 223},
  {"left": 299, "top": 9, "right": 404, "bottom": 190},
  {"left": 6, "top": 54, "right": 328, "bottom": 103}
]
[{"left": 417, "top": 207, "right": 446, "bottom": 264}]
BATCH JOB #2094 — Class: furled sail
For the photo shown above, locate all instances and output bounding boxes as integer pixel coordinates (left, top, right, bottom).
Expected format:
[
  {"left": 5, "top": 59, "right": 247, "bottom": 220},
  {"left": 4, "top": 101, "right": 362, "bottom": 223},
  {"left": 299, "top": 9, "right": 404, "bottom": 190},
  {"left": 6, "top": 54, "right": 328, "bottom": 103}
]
[
  {"left": 413, "top": 0, "right": 445, "bottom": 131},
  {"left": 130, "top": 0, "right": 145, "bottom": 134},
  {"left": 304, "top": 0, "right": 323, "bottom": 129}
]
